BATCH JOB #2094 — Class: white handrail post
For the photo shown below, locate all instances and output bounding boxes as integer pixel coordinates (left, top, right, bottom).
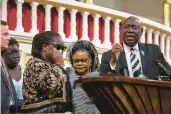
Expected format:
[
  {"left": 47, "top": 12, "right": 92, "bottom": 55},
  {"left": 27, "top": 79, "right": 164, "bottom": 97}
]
[{"left": 15, "top": 0, "right": 24, "bottom": 32}]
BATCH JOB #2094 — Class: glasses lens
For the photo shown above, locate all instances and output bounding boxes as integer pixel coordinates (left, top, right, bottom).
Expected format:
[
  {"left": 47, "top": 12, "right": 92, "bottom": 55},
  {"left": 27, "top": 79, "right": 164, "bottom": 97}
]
[
  {"left": 62, "top": 46, "right": 67, "bottom": 51},
  {"left": 55, "top": 45, "right": 67, "bottom": 52}
]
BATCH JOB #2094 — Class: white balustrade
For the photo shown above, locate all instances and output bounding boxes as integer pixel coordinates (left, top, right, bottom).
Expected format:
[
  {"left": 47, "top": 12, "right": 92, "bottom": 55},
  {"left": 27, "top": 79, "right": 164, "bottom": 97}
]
[
  {"left": 92, "top": 14, "right": 101, "bottom": 45},
  {"left": 30, "top": 2, "right": 39, "bottom": 33},
  {"left": 103, "top": 16, "right": 111, "bottom": 47},
  {"left": 5, "top": 0, "right": 171, "bottom": 62},
  {"left": 69, "top": 9, "right": 78, "bottom": 41},
  {"left": 154, "top": 31, "right": 160, "bottom": 45},
  {"left": 81, "top": 11, "right": 89, "bottom": 40},
  {"left": 140, "top": 26, "right": 146, "bottom": 43},
  {"left": 15, "top": 0, "right": 24, "bottom": 32},
  {"left": 147, "top": 28, "right": 153, "bottom": 44},
  {"left": 2, "top": 0, "right": 8, "bottom": 21},
  {"left": 160, "top": 33, "right": 166, "bottom": 54},
  {"left": 45, "top": 4, "right": 52, "bottom": 31},
  {"left": 166, "top": 36, "right": 171, "bottom": 59},
  {"left": 57, "top": 7, "right": 66, "bottom": 39},
  {"left": 114, "top": 19, "right": 121, "bottom": 44}
]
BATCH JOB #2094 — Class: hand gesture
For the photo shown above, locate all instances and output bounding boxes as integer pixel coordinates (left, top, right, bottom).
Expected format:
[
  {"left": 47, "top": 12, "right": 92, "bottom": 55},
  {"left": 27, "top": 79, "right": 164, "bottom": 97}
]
[
  {"left": 111, "top": 43, "right": 123, "bottom": 66},
  {"left": 52, "top": 49, "right": 64, "bottom": 67}
]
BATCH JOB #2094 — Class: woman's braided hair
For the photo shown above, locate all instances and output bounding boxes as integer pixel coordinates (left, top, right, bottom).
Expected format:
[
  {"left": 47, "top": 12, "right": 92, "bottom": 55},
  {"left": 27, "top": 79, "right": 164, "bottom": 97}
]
[
  {"left": 31, "top": 31, "right": 61, "bottom": 58},
  {"left": 67, "top": 40, "right": 99, "bottom": 72}
]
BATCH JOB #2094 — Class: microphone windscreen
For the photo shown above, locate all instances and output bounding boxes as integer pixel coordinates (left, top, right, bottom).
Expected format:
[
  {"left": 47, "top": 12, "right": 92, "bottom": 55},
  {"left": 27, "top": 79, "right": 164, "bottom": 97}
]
[{"left": 154, "top": 59, "right": 160, "bottom": 64}]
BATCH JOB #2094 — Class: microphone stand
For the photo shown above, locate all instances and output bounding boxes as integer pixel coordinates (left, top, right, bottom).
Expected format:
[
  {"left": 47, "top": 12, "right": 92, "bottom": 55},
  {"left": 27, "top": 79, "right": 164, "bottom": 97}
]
[{"left": 158, "top": 69, "right": 171, "bottom": 81}]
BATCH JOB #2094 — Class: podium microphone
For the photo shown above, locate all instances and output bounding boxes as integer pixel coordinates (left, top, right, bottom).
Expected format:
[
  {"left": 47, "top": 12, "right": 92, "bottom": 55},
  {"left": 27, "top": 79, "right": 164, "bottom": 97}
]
[
  {"left": 120, "top": 67, "right": 129, "bottom": 77},
  {"left": 123, "top": 67, "right": 129, "bottom": 77},
  {"left": 133, "top": 70, "right": 147, "bottom": 79},
  {"left": 154, "top": 59, "right": 171, "bottom": 76}
]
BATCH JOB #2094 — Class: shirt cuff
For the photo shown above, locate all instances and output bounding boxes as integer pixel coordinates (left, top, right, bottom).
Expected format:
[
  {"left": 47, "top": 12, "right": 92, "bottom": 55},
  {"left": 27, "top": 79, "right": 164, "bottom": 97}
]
[{"left": 110, "top": 60, "right": 116, "bottom": 70}]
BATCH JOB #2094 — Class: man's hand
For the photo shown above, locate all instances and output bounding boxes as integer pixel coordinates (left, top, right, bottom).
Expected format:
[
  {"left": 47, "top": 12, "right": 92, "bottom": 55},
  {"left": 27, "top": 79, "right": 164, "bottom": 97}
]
[
  {"left": 111, "top": 43, "right": 123, "bottom": 66},
  {"left": 52, "top": 49, "right": 64, "bottom": 67}
]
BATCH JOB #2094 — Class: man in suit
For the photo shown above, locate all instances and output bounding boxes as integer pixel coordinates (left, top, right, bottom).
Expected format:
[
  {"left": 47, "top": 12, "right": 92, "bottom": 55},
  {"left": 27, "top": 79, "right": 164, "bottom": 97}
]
[
  {"left": 100, "top": 16, "right": 171, "bottom": 79},
  {"left": 1, "top": 20, "right": 21, "bottom": 114}
]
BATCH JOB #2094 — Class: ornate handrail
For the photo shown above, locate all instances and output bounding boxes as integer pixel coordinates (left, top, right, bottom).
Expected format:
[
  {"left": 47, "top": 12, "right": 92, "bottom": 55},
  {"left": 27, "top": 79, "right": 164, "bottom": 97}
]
[{"left": 2, "top": 0, "right": 171, "bottom": 63}]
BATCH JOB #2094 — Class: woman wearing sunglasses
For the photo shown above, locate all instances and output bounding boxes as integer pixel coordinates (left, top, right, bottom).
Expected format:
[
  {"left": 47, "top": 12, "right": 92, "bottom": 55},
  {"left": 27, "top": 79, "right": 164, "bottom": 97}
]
[
  {"left": 67, "top": 40, "right": 101, "bottom": 114},
  {"left": 21, "top": 31, "right": 73, "bottom": 113}
]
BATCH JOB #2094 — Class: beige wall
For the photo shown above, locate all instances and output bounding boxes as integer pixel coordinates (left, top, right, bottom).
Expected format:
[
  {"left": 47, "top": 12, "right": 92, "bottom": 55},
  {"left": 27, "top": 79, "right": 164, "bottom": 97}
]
[{"left": 93, "top": 0, "right": 169, "bottom": 24}]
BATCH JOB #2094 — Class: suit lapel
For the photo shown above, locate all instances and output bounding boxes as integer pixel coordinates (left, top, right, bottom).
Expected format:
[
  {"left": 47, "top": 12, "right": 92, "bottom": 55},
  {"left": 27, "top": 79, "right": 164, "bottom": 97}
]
[{"left": 139, "top": 43, "right": 147, "bottom": 75}]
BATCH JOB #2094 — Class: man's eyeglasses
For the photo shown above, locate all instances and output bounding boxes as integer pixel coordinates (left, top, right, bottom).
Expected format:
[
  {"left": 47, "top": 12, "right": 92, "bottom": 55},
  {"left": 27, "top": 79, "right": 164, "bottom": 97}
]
[{"left": 51, "top": 44, "right": 67, "bottom": 52}]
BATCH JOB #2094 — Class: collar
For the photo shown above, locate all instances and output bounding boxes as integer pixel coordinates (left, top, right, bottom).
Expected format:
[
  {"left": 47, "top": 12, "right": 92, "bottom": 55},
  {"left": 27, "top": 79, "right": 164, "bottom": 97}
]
[{"left": 123, "top": 43, "right": 139, "bottom": 54}]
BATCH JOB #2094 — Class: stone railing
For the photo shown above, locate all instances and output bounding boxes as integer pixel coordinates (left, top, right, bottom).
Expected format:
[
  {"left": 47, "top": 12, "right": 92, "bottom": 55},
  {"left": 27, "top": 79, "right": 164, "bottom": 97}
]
[{"left": 2, "top": 0, "right": 171, "bottom": 63}]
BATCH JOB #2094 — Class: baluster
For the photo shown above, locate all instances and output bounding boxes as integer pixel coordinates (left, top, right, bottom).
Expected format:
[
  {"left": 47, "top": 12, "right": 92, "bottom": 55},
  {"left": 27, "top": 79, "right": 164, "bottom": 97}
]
[
  {"left": 140, "top": 26, "right": 146, "bottom": 43},
  {"left": 160, "top": 33, "right": 166, "bottom": 54},
  {"left": 81, "top": 11, "right": 89, "bottom": 40},
  {"left": 15, "top": 0, "right": 24, "bottom": 32},
  {"left": 69, "top": 9, "right": 78, "bottom": 41},
  {"left": 147, "top": 28, "right": 153, "bottom": 44},
  {"left": 166, "top": 36, "right": 171, "bottom": 59},
  {"left": 2, "top": 0, "right": 8, "bottom": 21},
  {"left": 114, "top": 19, "right": 121, "bottom": 44},
  {"left": 30, "top": 2, "right": 39, "bottom": 33},
  {"left": 57, "top": 7, "right": 65, "bottom": 39},
  {"left": 45, "top": 4, "right": 52, "bottom": 31},
  {"left": 103, "top": 16, "right": 111, "bottom": 47},
  {"left": 92, "top": 14, "right": 101, "bottom": 45},
  {"left": 154, "top": 31, "right": 160, "bottom": 45}
]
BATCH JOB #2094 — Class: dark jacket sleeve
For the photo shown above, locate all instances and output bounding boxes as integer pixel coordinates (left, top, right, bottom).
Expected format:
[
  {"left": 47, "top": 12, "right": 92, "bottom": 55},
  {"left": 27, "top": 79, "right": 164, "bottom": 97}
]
[{"left": 100, "top": 50, "right": 116, "bottom": 75}]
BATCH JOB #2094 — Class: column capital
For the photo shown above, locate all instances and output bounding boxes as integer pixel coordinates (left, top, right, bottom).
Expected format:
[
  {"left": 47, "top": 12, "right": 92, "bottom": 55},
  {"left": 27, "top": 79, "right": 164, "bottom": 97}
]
[
  {"left": 148, "top": 28, "right": 153, "bottom": 33},
  {"left": 142, "top": 26, "right": 146, "bottom": 29},
  {"left": 45, "top": 4, "right": 52, "bottom": 9},
  {"left": 82, "top": 11, "right": 89, "bottom": 16},
  {"left": 167, "top": 36, "right": 171, "bottom": 39},
  {"left": 154, "top": 31, "right": 160, "bottom": 35},
  {"left": 31, "top": 2, "right": 39, "bottom": 6},
  {"left": 161, "top": 33, "right": 166, "bottom": 38},
  {"left": 2, "top": 0, "right": 8, "bottom": 3},
  {"left": 161, "top": 0, "right": 171, "bottom": 4},
  {"left": 70, "top": 9, "right": 78, "bottom": 14},
  {"left": 114, "top": 19, "right": 121, "bottom": 24},
  {"left": 15, "top": 0, "right": 24, "bottom": 3},
  {"left": 93, "top": 14, "right": 101, "bottom": 18},
  {"left": 105, "top": 16, "right": 111, "bottom": 21},
  {"left": 57, "top": 7, "right": 66, "bottom": 11}
]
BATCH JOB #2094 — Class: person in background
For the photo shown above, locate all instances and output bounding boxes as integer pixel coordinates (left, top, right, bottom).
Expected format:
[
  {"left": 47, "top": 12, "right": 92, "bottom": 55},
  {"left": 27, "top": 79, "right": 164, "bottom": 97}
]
[
  {"left": 2, "top": 38, "right": 24, "bottom": 112},
  {"left": 1, "top": 20, "right": 20, "bottom": 114},
  {"left": 100, "top": 16, "right": 171, "bottom": 79},
  {"left": 67, "top": 40, "right": 101, "bottom": 114},
  {"left": 21, "top": 31, "right": 72, "bottom": 113}
]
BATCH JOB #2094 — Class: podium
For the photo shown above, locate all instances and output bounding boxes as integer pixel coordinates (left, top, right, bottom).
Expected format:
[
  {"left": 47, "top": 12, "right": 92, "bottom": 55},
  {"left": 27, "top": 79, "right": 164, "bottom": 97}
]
[{"left": 77, "top": 74, "right": 171, "bottom": 114}]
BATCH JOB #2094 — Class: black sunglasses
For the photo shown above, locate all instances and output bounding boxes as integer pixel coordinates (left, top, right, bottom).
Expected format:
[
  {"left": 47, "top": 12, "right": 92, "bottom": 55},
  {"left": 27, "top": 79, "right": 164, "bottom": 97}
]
[{"left": 51, "top": 44, "right": 67, "bottom": 52}]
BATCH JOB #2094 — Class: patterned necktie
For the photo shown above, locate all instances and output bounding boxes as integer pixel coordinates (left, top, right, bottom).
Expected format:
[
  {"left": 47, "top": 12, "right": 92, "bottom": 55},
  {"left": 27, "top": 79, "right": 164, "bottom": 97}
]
[
  {"left": 130, "top": 48, "right": 141, "bottom": 74},
  {"left": 1, "top": 57, "right": 15, "bottom": 104}
]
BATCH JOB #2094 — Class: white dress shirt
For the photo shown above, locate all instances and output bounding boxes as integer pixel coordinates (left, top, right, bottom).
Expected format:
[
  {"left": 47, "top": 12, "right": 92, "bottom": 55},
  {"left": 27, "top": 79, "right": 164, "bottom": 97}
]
[
  {"left": 110, "top": 43, "right": 143, "bottom": 77},
  {"left": 123, "top": 43, "right": 143, "bottom": 77}
]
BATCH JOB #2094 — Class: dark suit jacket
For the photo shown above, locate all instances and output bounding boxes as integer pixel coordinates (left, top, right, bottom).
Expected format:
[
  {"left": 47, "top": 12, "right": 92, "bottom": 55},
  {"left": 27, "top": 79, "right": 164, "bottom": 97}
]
[
  {"left": 100, "top": 50, "right": 115, "bottom": 75},
  {"left": 100, "top": 43, "right": 171, "bottom": 79},
  {"left": 1, "top": 67, "right": 23, "bottom": 114}
]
